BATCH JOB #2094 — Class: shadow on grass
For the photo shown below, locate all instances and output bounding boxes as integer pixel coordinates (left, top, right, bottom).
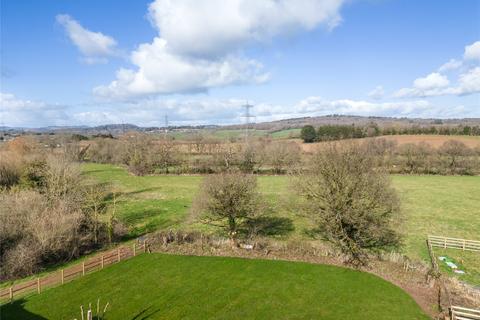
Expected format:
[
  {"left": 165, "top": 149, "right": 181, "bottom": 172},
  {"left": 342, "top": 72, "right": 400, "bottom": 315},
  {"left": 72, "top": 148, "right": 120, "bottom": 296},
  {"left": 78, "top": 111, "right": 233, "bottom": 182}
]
[
  {"left": 130, "top": 306, "right": 161, "bottom": 320},
  {"left": 0, "top": 298, "right": 47, "bottom": 320},
  {"left": 123, "top": 187, "right": 164, "bottom": 197},
  {"left": 244, "top": 216, "right": 295, "bottom": 237}
]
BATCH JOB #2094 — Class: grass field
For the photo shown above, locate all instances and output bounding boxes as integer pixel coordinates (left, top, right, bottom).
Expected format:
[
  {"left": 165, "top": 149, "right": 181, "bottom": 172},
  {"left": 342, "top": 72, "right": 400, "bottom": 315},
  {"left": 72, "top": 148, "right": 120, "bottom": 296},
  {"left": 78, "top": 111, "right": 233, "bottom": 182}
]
[
  {"left": 82, "top": 164, "right": 480, "bottom": 285},
  {"left": 166, "top": 128, "right": 300, "bottom": 140},
  {"left": 0, "top": 253, "right": 429, "bottom": 319}
]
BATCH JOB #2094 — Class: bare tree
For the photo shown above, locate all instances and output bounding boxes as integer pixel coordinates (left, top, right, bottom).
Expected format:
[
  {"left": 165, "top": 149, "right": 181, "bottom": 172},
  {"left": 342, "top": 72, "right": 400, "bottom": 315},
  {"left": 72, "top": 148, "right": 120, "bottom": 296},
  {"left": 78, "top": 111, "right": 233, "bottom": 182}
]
[
  {"left": 83, "top": 183, "right": 109, "bottom": 244},
  {"left": 192, "top": 173, "right": 262, "bottom": 243},
  {"left": 155, "top": 138, "right": 177, "bottom": 174},
  {"left": 297, "top": 142, "right": 401, "bottom": 266},
  {"left": 265, "top": 141, "right": 301, "bottom": 174},
  {"left": 439, "top": 140, "right": 472, "bottom": 174}
]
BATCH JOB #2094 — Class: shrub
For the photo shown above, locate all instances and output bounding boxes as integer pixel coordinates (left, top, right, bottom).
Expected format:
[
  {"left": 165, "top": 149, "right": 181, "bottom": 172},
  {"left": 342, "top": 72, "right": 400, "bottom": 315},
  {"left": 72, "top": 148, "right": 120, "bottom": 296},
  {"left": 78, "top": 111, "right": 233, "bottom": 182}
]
[
  {"left": 298, "top": 142, "right": 401, "bottom": 266},
  {"left": 300, "top": 125, "right": 317, "bottom": 143},
  {"left": 0, "top": 153, "right": 21, "bottom": 188},
  {"left": 192, "top": 173, "right": 263, "bottom": 242}
]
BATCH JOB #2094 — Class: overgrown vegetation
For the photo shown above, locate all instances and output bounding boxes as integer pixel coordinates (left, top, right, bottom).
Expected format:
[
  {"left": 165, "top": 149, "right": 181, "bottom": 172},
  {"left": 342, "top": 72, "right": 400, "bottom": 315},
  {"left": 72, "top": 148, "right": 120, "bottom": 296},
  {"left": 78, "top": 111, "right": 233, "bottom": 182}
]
[
  {"left": 67, "top": 132, "right": 480, "bottom": 175},
  {"left": 0, "top": 138, "right": 124, "bottom": 280},
  {"left": 298, "top": 143, "right": 401, "bottom": 265}
]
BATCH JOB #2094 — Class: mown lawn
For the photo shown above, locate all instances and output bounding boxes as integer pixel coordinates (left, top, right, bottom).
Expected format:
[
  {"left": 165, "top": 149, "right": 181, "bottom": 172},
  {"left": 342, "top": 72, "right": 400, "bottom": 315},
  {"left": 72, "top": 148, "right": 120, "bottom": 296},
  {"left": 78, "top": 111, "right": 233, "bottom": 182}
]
[
  {"left": 82, "top": 164, "right": 480, "bottom": 285},
  {"left": 0, "top": 254, "right": 429, "bottom": 320}
]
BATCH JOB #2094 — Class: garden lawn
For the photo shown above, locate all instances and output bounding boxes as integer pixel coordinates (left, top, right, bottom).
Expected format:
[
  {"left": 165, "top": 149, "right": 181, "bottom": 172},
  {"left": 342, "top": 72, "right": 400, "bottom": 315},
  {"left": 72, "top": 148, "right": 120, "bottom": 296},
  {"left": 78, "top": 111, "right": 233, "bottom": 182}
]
[{"left": 0, "top": 254, "right": 429, "bottom": 320}]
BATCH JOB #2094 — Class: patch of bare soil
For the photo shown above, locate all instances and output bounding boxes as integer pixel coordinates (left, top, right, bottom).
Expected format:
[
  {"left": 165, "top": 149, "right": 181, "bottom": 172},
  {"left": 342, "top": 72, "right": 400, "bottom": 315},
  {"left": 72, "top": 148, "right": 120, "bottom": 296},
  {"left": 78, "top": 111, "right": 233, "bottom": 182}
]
[{"left": 297, "top": 135, "right": 480, "bottom": 153}]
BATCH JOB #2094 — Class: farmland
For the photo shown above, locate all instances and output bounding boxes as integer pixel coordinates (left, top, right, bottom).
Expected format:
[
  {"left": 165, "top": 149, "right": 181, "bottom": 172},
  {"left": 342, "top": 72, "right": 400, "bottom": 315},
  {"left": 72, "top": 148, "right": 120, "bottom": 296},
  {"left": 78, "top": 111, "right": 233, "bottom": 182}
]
[
  {"left": 0, "top": 254, "right": 429, "bottom": 319},
  {"left": 299, "top": 134, "right": 480, "bottom": 152},
  {"left": 81, "top": 163, "right": 480, "bottom": 285}
]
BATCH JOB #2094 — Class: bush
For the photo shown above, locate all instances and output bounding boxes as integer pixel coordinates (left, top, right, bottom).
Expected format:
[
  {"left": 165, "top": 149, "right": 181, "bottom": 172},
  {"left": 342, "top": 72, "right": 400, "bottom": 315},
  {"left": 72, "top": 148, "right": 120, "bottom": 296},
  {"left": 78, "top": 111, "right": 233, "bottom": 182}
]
[
  {"left": 0, "top": 153, "right": 21, "bottom": 188},
  {"left": 192, "top": 173, "right": 263, "bottom": 242},
  {"left": 298, "top": 142, "right": 401, "bottom": 266},
  {"left": 300, "top": 125, "right": 316, "bottom": 143}
]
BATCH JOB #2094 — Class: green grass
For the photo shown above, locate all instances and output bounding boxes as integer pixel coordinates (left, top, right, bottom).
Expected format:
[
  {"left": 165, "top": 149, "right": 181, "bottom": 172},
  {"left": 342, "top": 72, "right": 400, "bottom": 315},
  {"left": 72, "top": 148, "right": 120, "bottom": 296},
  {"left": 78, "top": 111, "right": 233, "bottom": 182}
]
[
  {"left": 0, "top": 253, "right": 429, "bottom": 320},
  {"left": 270, "top": 128, "right": 301, "bottom": 139},
  {"left": 433, "top": 248, "right": 480, "bottom": 285},
  {"left": 81, "top": 164, "right": 480, "bottom": 285},
  {"left": 164, "top": 128, "right": 299, "bottom": 140}
]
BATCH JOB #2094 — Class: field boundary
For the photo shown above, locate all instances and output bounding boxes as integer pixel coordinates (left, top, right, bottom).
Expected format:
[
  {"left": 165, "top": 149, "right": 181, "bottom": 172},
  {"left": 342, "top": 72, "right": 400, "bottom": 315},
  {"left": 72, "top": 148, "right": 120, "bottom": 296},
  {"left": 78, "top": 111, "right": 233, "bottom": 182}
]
[
  {"left": 428, "top": 235, "right": 480, "bottom": 252},
  {"left": 426, "top": 237, "right": 480, "bottom": 319},
  {"left": 450, "top": 305, "right": 480, "bottom": 320},
  {"left": 0, "top": 240, "right": 147, "bottom": 303}
]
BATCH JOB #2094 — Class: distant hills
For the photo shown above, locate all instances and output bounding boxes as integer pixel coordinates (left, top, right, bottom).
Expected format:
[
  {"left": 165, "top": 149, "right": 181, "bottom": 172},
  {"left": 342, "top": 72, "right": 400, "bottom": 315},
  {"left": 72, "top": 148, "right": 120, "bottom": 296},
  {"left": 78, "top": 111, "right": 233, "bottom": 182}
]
[{"left": 1, "top": 115, "right": 479, "bottom": 136}]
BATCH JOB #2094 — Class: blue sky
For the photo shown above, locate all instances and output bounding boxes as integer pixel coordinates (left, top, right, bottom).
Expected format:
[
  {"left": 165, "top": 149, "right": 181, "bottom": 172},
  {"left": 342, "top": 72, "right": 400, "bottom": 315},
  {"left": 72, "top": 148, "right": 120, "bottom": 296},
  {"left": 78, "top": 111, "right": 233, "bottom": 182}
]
[{"left": 1, "top": 0, "right": 479, "bottom": 127}]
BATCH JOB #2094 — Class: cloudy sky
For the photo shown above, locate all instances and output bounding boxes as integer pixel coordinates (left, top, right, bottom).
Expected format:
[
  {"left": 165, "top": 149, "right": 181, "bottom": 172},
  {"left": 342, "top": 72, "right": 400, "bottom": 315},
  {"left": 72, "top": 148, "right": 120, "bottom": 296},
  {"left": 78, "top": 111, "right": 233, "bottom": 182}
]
[{"left": 1, "top": 0, "right": 479, "bottom": 127}]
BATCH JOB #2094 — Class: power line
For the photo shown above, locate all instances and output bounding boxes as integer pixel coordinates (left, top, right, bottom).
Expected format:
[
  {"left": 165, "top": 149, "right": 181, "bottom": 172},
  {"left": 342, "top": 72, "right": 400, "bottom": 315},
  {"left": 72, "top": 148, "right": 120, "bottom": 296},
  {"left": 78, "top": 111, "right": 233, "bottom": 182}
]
[
  {"left": 243, "top": 102, "right": 254, "bottom": 145},
  {"left": 164, "top": 114, "right": 169, "bottom": 139}
]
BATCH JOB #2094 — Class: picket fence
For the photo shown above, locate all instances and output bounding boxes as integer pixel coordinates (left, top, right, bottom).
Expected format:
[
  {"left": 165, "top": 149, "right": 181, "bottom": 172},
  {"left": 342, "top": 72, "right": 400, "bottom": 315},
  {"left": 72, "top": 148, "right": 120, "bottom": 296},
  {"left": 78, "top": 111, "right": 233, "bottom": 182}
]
[{"left": 0, "top": 240, "right": 146, "bottom": 303}]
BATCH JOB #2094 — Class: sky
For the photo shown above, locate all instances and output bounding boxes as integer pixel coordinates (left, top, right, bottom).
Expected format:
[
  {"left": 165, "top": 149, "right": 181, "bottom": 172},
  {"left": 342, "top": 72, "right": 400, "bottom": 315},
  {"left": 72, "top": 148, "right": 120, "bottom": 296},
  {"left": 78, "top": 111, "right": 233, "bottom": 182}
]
[{"left": 0, "top": 0, "right": 479, "bottom": 127}]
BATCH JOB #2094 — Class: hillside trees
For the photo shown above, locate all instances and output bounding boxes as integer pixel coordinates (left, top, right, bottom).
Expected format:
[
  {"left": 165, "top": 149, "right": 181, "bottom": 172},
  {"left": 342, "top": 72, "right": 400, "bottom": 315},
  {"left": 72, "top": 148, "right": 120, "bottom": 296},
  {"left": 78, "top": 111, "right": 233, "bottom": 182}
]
[{"left": 298, "top": 143, "right": 401, "bottom": 265}]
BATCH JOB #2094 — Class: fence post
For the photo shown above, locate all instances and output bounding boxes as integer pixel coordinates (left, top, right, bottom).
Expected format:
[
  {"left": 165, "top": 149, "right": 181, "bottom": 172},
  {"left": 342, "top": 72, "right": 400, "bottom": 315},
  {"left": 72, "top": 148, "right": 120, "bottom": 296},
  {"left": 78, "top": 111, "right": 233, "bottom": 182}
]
[
  {"left": 37, "top": 278, "right": 41, "bottom": 294},
  {"left": 101, "top": 255, "right": 104, "bottom": 269},
  {"left": 9, "top": 287, "right": 13, "bottom": 301},
  {"left": 444, "top": 237, "right": 447, "bottom": 248},
  {"left": 117, "top": 248, "right": 121, "bottom": 262},
  {"left": 133, "top": 243, "right": 136, "bottom": 256},
  {"left": 61, "top": 269, "right": 64, "bottom": 285},
  {"left": 462, "top": 239, "right": 466, "bottom": 251},
  {"left": 144, "top": 241, "right": 147, "bottom": 253},
  {"left": 82, "top": 262, "right": 85, "bottom": 276}
]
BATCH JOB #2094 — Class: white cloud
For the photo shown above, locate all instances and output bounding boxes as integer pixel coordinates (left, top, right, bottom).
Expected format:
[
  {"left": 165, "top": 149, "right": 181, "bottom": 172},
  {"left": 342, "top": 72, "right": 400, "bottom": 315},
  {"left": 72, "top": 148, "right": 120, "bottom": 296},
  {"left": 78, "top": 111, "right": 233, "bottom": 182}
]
[
  {"left": 456, "top": 66, "right": 480, "bottom": 95},
  {"left": 0, "top": 93, "right": 69, "bottom": 127},
  {"left": 56, "top": 14, "right": 118, "bottom": 64},
  {"left": 94, "top": 38, "right": 268, "bottom": 98},
  {"left": 2, "top": 92, "right": 477, "bottom": 127},
  {"left": 95, "top": 0, "right": 345, "bottom": 99},
  {"left": 394, "top": 73, "right": 449, "bottom": 98},
  {"left": 395, "top": 68, "right": 480, "bottom": 98},
  {"left": 395, "top": 40, "right": 480, "bottom": 98},
  {"left": 148, "top": 0, "right": 343, "bottom": 58},
  {"left": 73, "top": 96, "right": 477, "bottom": 127},
  {"left": 438, "top": 59, "right": 462, "bottom": 72},
  {"left": 464, "top": 41, "right": 480, "bottom": 61},
  {"left": 413, "top": 73, "right": 449, "bottom": 90},
  {"left": 368, "top": 85, "right": 384, "bottom": 100}
]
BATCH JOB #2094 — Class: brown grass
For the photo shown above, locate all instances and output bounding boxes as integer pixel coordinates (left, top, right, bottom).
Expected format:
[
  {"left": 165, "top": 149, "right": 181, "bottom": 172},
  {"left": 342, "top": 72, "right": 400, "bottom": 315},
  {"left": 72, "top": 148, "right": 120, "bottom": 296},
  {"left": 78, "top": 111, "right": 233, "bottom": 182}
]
[{"left": 296, "top": 135, "right": 480, "bottom": 152}]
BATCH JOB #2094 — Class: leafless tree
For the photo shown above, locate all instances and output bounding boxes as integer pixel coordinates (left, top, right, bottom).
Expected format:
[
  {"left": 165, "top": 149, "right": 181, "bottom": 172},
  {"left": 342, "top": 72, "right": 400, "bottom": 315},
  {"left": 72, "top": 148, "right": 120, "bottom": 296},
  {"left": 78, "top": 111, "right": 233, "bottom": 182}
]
[
  {"left": 192, "top": 173, "right": 262, "bottom": 243},
  {"left": 297, "top": 142, "right": 401, "bottom": 266}
]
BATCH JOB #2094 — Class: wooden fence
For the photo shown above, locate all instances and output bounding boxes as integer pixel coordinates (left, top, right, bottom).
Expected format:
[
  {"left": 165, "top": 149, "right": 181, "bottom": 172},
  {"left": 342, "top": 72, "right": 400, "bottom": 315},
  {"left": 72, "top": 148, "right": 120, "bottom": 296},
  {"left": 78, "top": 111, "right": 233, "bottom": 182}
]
[
  {"left": 451, "top": 306, "right": 480, "bottom": 320},
  {"left": 0, "top": 240, "right": 146, "bottom": 303},
  {"left": 428, "top": 235, "right": 480, "bottom": 252}
]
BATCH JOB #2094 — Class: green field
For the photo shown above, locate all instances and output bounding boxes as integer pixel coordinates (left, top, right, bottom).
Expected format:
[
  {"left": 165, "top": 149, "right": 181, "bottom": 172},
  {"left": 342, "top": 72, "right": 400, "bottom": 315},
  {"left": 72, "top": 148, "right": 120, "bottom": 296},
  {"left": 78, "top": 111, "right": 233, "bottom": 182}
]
[
  {"left": 0, "top": 254, "right": 429, "bottom": 319},
  {"left": 82, "top": 164, "right": 480, "bottom": 285},
  {"left": 165, "top": 128, "right": 300, "bottom": 140}
]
